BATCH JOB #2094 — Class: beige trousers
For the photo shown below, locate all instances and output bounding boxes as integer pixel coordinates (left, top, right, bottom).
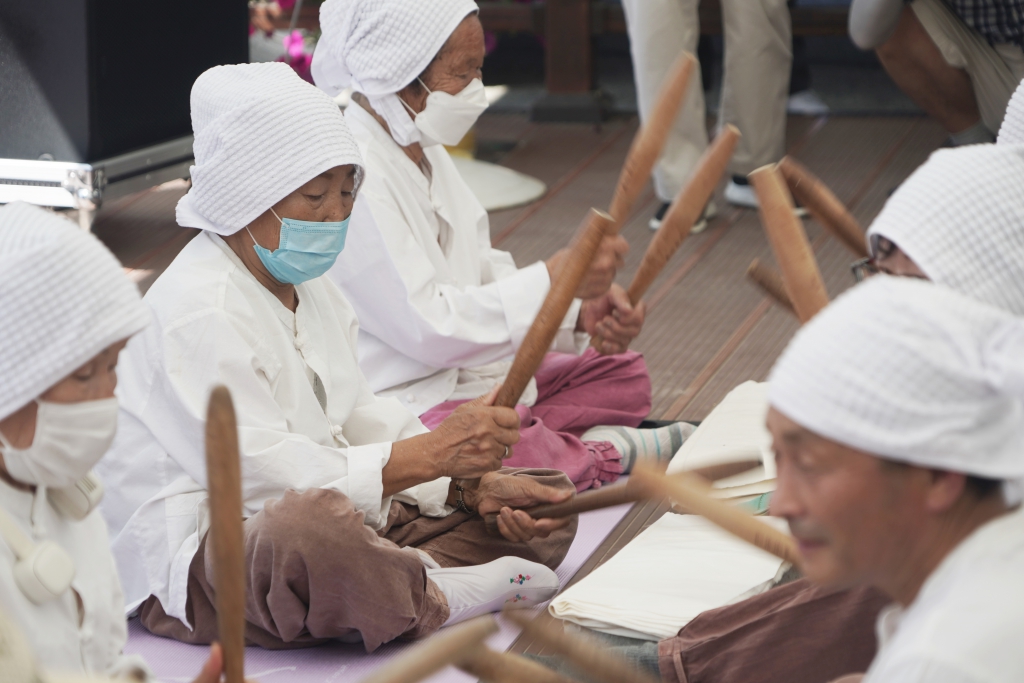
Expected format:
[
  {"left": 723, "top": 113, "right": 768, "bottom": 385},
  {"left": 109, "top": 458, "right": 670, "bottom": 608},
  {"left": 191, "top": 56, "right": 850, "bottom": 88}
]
[
  {"left": 911, "top": 0, "right": 1024, "bottom": 134},
  {"left": 139, "top": 468, "right": 577, "bottom": 652},
  {"left": 621, "top": 0, "right": 792, "bottom": 200}
]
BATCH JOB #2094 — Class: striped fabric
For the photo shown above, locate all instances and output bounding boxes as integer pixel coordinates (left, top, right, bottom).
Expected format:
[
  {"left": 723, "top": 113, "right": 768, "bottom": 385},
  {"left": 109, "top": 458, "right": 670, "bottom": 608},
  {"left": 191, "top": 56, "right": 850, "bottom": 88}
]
[
  {"left": 0, "top": 203, "right": 149, "bottom": 420},
  {"left": 769, "top": 276, "right": 1024, "bottom": 479},
  {"left": 945, "top": 0, "right": 1024, "bottom": 49},
  {"left": 866, "top": 143, "right": 1024, "bottom": 315},
  {"left": 175, "top": 62, "right": 364, "bottom": 236}
]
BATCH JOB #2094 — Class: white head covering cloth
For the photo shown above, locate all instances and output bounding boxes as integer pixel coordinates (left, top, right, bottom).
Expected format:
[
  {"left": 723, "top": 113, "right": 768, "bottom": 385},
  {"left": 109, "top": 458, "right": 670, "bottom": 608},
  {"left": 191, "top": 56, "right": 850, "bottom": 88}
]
[
  {"left": 176, "top": 62, "right": 364, "bottom": 236},
  {"left": 997, "top": 78, "right": 1024, "bottom": 145},
  {"left": 0, "top": 203, "right": 150, "bottom": 421},
  {"left": 312, "top": 0, "right": 479, "bottom": 146},
  {"left": 866, "top": 144, "right": 1024, "bottom": 315},
  {"left": 769, "top": 276, "right": 1024, "bottom": 480}
]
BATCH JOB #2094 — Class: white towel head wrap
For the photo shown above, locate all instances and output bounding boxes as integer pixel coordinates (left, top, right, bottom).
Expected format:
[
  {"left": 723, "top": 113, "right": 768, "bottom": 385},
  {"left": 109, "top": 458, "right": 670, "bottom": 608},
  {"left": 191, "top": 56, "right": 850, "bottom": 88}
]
[
  {"left": 866, "top": 143, "right": 1024, "bottom": 315},
  {"left": 769, "top": 276, "right": 1024, "bottom": 480},
  {"left": 997, "top": 78, "right": 1024, "bottom": 145},
  {"left": 176, "top": 62, "right": 364, "bottom": 236},
  {"left": 312, "top": 0, "right": 479, "bottom": 146},
  {"left": 0, "top": 203, "right": 149, "bottom": 421}
]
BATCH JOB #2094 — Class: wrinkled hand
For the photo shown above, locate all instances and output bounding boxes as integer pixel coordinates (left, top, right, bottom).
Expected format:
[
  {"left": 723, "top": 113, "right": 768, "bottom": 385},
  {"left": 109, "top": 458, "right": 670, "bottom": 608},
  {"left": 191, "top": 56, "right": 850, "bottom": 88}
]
[
  {"left": 578, "top": 283, "right": 646, "bottom": 354},
  {"left": 191, "top": 642, "right": 260, "bottom": 683},
  {"left": 432, "top": 386, "right": 520, "bottom": 480},
  {"left": 546, "top": 234, "right": 628, "bottom": 301},
  {"left": 467, "top": 472, "right": 574, "bottom": 542}
]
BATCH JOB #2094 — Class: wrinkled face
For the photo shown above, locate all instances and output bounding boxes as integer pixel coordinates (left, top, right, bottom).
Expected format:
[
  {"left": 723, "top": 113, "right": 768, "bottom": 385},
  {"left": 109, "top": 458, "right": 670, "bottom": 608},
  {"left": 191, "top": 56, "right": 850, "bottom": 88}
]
[
  {"left": 767, "top": 407, "right": 927, "bottom": 590},
  {"left": 419, "top": 15, "right": 485, "bottom": 97},
  {"left": 248, "top": 164, "right": 357, "bottom": 251}
]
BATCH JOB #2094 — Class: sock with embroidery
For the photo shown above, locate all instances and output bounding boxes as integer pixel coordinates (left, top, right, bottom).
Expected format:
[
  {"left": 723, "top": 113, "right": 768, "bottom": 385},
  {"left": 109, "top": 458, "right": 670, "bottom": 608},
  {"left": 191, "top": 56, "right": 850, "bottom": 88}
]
[
  {"left": 427, "top": 556, "right": 560, "bottom": 627},
  {"left": 582, "top": 422, "right": 696, "bottom": 473},
  {"left": 951, "top": 121, "right": 995, "bottom": 146}
]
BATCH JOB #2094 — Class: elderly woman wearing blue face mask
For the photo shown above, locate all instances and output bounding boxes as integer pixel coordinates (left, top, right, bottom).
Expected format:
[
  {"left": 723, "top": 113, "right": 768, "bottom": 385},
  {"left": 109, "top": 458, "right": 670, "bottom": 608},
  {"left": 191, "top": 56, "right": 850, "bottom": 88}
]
[
  {"left": 312, "top": 0, "right": 690, "bottom": 494},
  {"left": 98, "top": 62, "right": 578, "bottom": 653}
]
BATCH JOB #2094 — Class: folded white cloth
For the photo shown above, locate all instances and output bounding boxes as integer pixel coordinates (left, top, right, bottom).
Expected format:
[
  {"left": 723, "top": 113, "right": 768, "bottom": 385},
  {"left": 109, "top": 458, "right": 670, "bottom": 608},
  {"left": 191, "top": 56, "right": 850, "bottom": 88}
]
[
  {"left": 548, "top": 514, "right": 789, "bottom": 640},
  {"left": 667, "top": 380, "right": 775, "bottom": 495}
]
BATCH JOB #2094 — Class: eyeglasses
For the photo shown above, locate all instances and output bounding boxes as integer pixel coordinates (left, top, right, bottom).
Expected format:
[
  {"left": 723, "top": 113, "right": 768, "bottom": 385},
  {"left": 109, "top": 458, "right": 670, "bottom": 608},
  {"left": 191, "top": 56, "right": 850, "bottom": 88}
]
[{"left": 850, "top": 257, "right": 879, "bottom": 283}]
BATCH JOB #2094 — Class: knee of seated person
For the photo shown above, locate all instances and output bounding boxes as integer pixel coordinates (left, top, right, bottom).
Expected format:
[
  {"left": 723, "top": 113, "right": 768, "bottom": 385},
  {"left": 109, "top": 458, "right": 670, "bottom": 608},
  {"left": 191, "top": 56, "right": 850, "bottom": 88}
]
[{"left": 255, "top": 488, "right": 367, "bottom": 548}]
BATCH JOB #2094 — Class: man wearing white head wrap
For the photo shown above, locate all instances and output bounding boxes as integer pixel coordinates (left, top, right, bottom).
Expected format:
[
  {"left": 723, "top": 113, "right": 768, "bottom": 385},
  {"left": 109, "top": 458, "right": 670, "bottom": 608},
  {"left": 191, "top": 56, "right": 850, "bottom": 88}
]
[
  {"left": 766, "top": 276, "right": 1024, "bottom": 682},
  {"left": 997, "top": 77, "right": 1024, "bottom": 144},
  {"left": 864, "top": 143, "right": 1024, "bottom": 314},
  {"left": 0, "top": 204, "right": 228, "bottom": 682},
  {"left": 314, "top": 0, "right": 681, "bottom": 493},
  {"left": 100, "top": 62, "right": 577, "bottom": 652}
]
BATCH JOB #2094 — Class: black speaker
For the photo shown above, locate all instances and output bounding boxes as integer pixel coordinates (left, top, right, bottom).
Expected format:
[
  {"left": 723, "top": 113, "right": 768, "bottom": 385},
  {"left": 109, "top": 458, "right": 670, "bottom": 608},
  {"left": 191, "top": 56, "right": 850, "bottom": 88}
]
[{"left": 0, "top": 0, "right": 248, "bottom": 163}]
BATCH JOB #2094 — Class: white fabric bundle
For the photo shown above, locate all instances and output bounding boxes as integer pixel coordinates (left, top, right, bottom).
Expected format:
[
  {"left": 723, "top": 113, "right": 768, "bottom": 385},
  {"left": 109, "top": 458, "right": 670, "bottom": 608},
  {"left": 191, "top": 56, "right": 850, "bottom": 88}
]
[
  {"left": 866, "top": 144, "right": 1024, "bottom": 315},
  {"left": 312, "top": 0, "right": 479, "bottom": 145},
  {"left": 769, "top": 276, "right": 1024, "bottom": 480},
  {"left": 997, "top": 78, "right": 1024, "bottom": 145},
  {"left": 0, "top": 202, "right": 149, "bottom": 420},
  {"left": 176, "top": 62, "right": 364, "bottom": 236}
]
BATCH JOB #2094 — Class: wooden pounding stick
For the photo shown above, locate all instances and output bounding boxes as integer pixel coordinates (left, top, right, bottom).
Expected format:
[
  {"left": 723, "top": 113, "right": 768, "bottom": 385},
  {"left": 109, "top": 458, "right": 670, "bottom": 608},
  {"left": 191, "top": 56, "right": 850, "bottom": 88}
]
[
  {"left": 748, "top": 164, "right": 830, "bottom": 323},
  {"left": 205, "top": 386, "right": 246, "bottom": 683},
  {"left": 608, "top": 52, "right": 697, "bottom": 227},
  {"left": 590, "top": 125, "right": 741, "bottom": 351},
  {"left": 457, "top": 645, "right": 577, "bottom": 683},
  {"left": 506, "top": 610, "right": 661, "bottom": 683},
  {"left": 631, "top": 463, "right": 801, "bottom": 565},
  {"left": 358, "top": 617, "right": 499, "bottom": 683},
  {"left": 778, "top": 156, "right": 869, "bottom": 259},
  {"left": 495, "top": 209, "right": 616, "bottom": 409},
  {"left": 746, "top": 258, "right": 796, "bottom": 315},
  {"left": 482, "top": 458, "right": 761, "bottom": 536}
]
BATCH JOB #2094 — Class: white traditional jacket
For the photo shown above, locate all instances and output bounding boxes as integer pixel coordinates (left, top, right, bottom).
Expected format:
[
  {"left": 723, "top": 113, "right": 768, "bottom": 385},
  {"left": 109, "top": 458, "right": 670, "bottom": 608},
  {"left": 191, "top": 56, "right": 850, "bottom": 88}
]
[
  {"left": 328, "top": 102, "right": 586, "bottom": 416},
  {"left": 98, "top": 232, "right": 449, "bottom": 629},
  {"left": 0, "top": 481, "right": 148, "bottom": 677}
]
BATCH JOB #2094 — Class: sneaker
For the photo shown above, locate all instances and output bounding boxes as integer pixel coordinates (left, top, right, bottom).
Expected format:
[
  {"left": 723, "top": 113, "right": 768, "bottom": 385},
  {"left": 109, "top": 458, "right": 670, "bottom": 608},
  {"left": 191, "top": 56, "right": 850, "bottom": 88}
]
[
  {"left": 726, "top": 176, "right": 808, "bottom": 217},
  {"left": 787, "top": 90, "right": 830, "bottom": 116},
  {"left": 426, "top": 556, "right": 560, "bottom": 626},
  {"left": 649, "top": 199, "right": 719, "bottom": 234}
]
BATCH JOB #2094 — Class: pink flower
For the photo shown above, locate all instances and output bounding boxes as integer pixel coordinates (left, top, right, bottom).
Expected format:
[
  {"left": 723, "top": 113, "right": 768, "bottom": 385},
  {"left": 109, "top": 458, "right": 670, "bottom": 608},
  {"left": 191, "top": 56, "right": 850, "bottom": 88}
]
[{"left": 283, "top": 30, "right": 306, "bottom": 59}]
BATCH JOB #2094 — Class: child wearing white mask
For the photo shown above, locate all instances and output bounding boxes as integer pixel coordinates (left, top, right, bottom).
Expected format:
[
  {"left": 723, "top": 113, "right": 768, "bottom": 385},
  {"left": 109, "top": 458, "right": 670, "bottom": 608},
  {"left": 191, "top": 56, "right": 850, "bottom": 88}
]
[{"left": 0, "top": 202, "right": 226, "bottom": 683}]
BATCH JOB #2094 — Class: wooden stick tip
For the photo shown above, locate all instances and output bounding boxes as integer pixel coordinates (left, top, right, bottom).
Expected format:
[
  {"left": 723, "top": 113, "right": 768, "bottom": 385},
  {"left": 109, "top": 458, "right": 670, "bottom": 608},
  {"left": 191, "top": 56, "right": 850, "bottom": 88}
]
[{"left": 722, "top": 123, "right": 741, "bottom": 138}]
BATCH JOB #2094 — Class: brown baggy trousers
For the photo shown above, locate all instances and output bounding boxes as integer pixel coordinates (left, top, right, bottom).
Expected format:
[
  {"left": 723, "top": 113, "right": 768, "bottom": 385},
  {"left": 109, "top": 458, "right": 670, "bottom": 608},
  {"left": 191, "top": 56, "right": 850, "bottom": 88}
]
[
  {"left": 658, "top": 579, "right": 889, "bottom": 683},
  {"left": 139, "top": 468, "right": 577, "bottom": 652}
]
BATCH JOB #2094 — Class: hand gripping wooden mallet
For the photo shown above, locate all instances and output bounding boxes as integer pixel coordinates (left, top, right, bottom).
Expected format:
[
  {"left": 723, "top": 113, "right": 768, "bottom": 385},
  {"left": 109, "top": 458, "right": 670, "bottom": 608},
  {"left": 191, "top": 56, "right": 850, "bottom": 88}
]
[
  {"left": 631, "top": 463, "right": 801, "bottom": 565},
  {"left": 590, "top": 125, "right": 739, "bottom": 352},
  {"left": 358, "top": 616, "right": 499, "bottom": 683},
  {"left": 506, "top": 610, "right": 661, "bottom": 683},
  {"left": 494, "top": 209, "right": 616, "bottom": 409},
  {"left": 607, "top": 52, "right": 697, "bottom": 227},
  {"left": 483, "top": 458, "right": 761, "bottom": 536},
  {"left": 205, "top": 386, "right": 246, "bottom": 683},
  {"left": 778, "top": 156, "right": 869, "bottom": 259},
  {"left": 748, "top": 164, "right": 830, "bottom": 324},
  {"left": 746, "top": 258, "right": 796, "bottom": 316}
]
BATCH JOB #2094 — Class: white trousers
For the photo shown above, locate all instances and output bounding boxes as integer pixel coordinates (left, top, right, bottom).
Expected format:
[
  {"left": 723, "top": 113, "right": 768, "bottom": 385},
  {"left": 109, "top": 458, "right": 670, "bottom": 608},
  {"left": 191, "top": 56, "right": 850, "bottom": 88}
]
[
  {"left": 910, "top": 0, "right": 1024, "bottom": 135},
  {"left": 621, "top": 0, "right": 793, "bottom": 200}
]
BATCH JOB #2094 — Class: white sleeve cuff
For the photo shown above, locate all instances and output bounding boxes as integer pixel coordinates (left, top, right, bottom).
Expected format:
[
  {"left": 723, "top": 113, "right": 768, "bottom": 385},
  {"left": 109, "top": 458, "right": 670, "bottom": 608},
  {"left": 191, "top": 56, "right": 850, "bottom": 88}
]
[
  {"left": 324, "top": 442, "right": 392, "bottom": 530},
  {"left": 551, "top": 298, "right": 589, "bottom": 354},
  {"left": 392, "top": 476, "right": 453, "bottom": 518},
  {"left": 497, "top": 261, "right": 551, "bottom": 350}
]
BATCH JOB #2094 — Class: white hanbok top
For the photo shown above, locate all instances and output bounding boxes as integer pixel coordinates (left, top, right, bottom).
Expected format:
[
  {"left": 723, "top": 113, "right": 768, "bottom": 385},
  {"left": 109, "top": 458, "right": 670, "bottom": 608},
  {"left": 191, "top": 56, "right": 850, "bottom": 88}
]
[
  {"left": 864, "top": 506, "right": 1024, "bottom": 682},
  {"left": 0, "top": 481, "right": 148, "bottom": 678},
  {"left": 98, "top": 232, "right": 449, "bottom": 629},
  {"left": 328, "top": 102, "right": 586, "bottom": 416}
]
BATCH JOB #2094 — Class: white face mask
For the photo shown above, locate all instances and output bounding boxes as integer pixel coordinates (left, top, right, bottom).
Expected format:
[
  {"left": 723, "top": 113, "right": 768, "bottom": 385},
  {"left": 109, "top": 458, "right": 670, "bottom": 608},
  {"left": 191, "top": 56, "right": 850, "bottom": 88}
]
[
  {"left": 402, "top": 78, "right": 488, "bottom": 147},
  {"left": 0, "top": 398, "right": 118, "bottom": 489}
]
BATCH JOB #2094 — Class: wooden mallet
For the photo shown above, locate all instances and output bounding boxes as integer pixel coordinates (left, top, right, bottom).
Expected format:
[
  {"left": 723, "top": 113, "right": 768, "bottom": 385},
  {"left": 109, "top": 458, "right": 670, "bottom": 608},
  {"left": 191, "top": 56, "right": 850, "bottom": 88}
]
[
  {"left": 778, "top": 156, "right": 869, "bottom": 259},
  {"left": 483, "top": 459, "right": 761, "bottom": 536},
  {"left": 358, "top": 616, "right": 499, "bottom": 683},
  {"left": 746, "top": 258, "right": 796, "bottom": 316},
  {"left": 590, "top": 125, "right": 739, "bottom": 352},
  {"left": 608, "top": 52, "right": 697, "bottom": 227},
  {"left": 748, "top": 164, "right": 830, "bottom": 323},
  {"left": 506, "top": 610, "right": 661, "bottom": 683},
  {"left": 205, "top": 386, "right": 246, "bottom": 683},
  {"left": 631, "top": 463, "right": 801, "bottom": 565},
  {"left": 457, "top": 645, "right": 577, "bottom": 683},
  {"left": 495, "top": 209, "right": 616, "bottom": 409}
]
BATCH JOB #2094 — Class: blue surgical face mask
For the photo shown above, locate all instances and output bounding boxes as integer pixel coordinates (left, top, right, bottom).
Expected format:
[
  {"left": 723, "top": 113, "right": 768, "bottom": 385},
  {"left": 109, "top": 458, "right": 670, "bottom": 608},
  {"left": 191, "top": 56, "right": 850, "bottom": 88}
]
[{"left": 247, "top": 208, "right": 350, "bottom": 285}]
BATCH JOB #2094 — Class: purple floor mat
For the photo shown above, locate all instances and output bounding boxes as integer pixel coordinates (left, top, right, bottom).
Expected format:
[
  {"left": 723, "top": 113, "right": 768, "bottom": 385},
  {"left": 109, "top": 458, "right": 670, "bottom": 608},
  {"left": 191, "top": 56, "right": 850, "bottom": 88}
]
[{"left": 124, "top": 503, "right": 632, "bottom": 682}]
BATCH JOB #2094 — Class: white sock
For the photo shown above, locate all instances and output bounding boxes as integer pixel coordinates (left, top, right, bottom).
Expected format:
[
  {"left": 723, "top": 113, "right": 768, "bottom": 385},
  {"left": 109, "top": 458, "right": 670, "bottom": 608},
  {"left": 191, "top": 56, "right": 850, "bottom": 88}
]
[
  {"left": 427, "top": 556, "right": 560, "bottom": 627},
  {"left": 582, "top": 422, "right": 696, "bottom": 473}
]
